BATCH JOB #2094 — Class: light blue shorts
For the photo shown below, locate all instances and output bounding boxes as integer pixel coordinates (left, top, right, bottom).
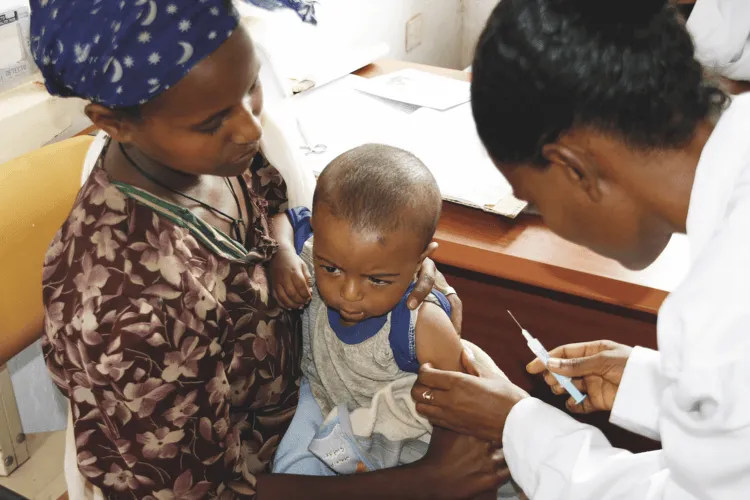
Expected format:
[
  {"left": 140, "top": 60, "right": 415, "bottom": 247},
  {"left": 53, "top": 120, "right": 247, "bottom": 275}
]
[{"left": 272, "top": 378, "right": 335, "bottom": 476}]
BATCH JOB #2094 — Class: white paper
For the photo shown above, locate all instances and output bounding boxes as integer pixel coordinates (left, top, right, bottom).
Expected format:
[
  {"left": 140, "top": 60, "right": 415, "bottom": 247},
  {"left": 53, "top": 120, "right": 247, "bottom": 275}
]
[
  {"left": 354, "top": 68, "right": 471, "bottom": 111},
  {"left": 291, "top": 75, "right": 413, "bottom": 175},
  {"left": 289, "top": 76, "right": 525, "bottom": 217},
  {"left": 389, "top": 104, "right": 518, "bottom": 212}
]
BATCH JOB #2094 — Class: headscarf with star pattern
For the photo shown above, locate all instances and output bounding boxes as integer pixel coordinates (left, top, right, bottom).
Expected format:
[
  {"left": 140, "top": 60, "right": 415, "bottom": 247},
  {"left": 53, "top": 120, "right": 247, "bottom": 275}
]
[{"left": 31, "top": 0, "right": 248, "bottom": 108}]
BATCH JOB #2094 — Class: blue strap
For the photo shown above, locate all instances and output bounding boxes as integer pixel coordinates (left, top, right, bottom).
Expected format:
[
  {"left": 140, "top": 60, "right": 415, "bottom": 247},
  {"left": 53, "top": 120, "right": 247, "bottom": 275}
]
[
  {"left": 389, "top": 285, "right": 452, "bottom": 373},
  {"left": 286, "top": 207, "right": 313, "bottom": 255},
  {"left": 430, "top": 289, "right": 452, "bottom": 317}
]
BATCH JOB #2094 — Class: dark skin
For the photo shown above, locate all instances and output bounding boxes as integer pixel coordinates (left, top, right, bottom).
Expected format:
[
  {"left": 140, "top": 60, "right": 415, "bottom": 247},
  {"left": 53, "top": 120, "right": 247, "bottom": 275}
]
[
  {"left": 86, "top": 25, "right": 492, "bottom": 499},
  {"left": 413, "top": 119, "right": 715, "bottom": 440}
]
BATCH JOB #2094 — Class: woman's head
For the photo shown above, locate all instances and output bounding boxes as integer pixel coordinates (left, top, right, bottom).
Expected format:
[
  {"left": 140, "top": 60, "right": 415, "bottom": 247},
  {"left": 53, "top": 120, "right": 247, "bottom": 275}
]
[
  {"left": 32, "top": 0, "right": 263, "bottom": 177},
  {"left": 472, "top": 0, "right": 726, "bottom": 269}
]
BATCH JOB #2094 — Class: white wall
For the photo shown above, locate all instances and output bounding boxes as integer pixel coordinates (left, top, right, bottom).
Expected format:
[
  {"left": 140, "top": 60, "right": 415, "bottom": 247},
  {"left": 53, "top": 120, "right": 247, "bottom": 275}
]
[
  {"left": 2, "top": 0, "right": 472, "bottom": 69},
  {"left": 461, "top": 0, "right": 500, "bottom": 69},
  {"left": 0, "top": 0, "right": 28, "bottom": 13},
  {"left": 317, "top": 0, "right": 464, "bottom": 69}
]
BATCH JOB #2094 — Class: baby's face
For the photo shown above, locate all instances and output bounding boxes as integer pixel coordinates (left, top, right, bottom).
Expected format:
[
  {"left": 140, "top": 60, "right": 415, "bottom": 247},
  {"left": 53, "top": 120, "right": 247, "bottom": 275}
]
[{"left": 311, "top": 205, "right": 427, "bottom": 326}]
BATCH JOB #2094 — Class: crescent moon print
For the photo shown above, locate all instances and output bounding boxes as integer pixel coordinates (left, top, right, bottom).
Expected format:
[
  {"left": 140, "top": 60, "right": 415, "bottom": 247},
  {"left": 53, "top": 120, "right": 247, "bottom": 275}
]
[
  {"left": 109, "top": 58, "right": 123, "bottom": 83},
  {"left": 177, "top": 41, "right": 193, "bottom": 65},
  {"left": 141, "top": 1, "right": 158, "bottom": 26}
]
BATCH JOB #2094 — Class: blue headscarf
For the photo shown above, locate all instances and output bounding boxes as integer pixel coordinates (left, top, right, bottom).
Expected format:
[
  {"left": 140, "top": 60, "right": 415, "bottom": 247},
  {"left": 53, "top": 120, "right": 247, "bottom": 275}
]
[
  {"left": 31, "top": 0, "right": 318, "bottom": 108},
  {"left": 31, "top": 1, "right": 251, "bottom": 108}
]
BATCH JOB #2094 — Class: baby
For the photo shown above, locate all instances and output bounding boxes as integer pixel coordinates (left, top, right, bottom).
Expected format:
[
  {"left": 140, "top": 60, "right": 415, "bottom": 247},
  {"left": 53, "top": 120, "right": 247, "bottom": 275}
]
[
  {"left": 269, "top": 143, "right": 467, "bottom": 475},
  {"left": 269, "top": 144, "right": 522, "bottom": 498}
]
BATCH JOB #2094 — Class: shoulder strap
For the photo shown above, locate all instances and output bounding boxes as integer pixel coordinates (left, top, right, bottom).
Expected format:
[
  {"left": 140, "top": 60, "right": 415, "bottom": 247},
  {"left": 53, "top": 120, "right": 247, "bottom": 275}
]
[{"left": 389, "top": 285, "right": 453, "bottom": 374}]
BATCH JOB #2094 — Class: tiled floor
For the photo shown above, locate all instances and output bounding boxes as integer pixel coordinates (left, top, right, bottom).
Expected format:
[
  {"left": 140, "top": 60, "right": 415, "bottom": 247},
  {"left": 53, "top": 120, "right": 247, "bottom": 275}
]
[{"left": 0, "top": 431, "right": 67, "bottom": 500}]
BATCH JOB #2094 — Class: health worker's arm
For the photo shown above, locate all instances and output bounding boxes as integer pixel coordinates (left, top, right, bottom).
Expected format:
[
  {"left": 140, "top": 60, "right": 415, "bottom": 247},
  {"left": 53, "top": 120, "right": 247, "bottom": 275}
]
[{"left": 505, "top": 200, "right": 750, "bottom": 499}]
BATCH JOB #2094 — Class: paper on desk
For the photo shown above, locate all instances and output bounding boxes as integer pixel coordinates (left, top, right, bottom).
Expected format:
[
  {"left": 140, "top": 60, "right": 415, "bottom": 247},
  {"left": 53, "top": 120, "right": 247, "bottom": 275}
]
[
  {"left": 354, "top": 68, "right": 471, "bottom": 111},
  {"left": 291, "top": 75, "right": 526, "bottom": 218},
  {"left": 392, "top": 105, "right": 526, "bottom": 217},
  {"left": 291, "top": 75, "right": 413, "bottom": 173}
]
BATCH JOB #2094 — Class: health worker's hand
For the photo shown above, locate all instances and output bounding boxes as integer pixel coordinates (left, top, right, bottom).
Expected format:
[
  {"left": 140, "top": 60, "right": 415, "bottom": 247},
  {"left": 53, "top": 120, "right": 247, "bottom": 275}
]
[{"left": 527, "top": 340, "right": 633, "bottom": 414}]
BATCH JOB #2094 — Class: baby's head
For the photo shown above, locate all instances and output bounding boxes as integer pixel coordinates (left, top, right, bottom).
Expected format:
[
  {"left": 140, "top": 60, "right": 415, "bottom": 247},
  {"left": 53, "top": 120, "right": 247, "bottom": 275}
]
[{"left": 311, "top": 144, "right": 442, "bottom": 325}]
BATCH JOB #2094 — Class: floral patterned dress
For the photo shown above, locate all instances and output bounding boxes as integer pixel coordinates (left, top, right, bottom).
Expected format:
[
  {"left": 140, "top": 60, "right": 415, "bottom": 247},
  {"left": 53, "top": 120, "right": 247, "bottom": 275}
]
[{"left": 42, "top": 147, "right": 301, "bottom": 499}]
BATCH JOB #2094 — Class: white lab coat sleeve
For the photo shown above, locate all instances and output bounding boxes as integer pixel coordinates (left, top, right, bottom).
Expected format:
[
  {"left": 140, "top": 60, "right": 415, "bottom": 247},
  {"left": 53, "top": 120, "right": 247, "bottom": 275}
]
[
  {"left": 503, "top": 398, "right": 670, "bottom": 500},
  {"left": 609, "top": 347, "right": 665, "bottom": 441},
  {"left": 504, "top": 199, "right": 750, "bottom": 499},
  {"left": 687, "top": 0, "right": 750, "bottom": 80}
]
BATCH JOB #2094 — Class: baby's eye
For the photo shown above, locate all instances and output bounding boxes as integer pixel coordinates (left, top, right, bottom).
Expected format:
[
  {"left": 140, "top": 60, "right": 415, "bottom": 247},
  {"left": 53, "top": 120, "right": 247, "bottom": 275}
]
[
  {"left": 320, "top": 265, "right": 339, "bottom": 274},
  {"left": 368, "top": 277, "right": 392, "bottom": 286}
]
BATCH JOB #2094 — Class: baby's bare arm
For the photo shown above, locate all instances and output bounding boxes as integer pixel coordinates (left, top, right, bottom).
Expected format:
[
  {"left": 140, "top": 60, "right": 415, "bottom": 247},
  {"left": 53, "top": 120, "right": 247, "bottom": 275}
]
[{"left": 415, "top": 302, "right": 464, "bottom": 373}]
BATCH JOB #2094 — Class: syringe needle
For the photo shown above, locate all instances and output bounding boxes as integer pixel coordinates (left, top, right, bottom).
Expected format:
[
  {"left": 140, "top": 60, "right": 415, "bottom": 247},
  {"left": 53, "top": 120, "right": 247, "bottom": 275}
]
[{"left": 507, "top": 310, "right": 522, "bottom": 329}]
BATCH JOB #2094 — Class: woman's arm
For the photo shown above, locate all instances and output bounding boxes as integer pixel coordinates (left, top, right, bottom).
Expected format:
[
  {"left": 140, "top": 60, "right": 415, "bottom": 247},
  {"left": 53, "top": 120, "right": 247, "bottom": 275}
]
[
  {"left": 252, "top": 158, "right": 290, "bottom": 216},
  {"left": 258, "top": 435, "right": 508, "bottom": 500}
]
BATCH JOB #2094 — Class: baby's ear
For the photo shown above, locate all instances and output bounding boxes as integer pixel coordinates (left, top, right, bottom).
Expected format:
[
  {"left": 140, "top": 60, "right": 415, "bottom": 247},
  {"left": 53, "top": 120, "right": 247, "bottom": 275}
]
[{"left": 420, "top": 241, "right": 439, "bottom": 261}]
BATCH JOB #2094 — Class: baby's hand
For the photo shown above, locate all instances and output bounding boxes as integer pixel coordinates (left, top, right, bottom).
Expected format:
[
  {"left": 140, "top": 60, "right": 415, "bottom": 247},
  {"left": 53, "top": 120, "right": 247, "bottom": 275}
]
[{"left": 270, "top": 247, "right": 313, "bottom": 309}]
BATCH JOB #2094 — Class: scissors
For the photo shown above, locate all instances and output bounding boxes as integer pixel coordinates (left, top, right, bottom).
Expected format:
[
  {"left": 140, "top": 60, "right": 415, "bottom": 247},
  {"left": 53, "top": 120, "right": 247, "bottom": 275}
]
[{"left": 296, "top": 117, "right": 327, "bottom": 156}]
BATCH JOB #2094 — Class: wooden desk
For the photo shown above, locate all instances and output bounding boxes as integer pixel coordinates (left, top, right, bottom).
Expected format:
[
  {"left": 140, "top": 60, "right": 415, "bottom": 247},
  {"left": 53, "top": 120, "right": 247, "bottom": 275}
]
[{"left": 358, "top": 60, "right": 688, "bottom": 452}]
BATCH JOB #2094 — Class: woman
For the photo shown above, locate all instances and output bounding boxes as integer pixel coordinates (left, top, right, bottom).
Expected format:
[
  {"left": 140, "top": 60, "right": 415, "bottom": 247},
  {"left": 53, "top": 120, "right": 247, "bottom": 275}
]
[
  {"left": 34, "top": 1, "right": 505, "bottom": 498},
  {"left": 413, "top": 0, "right": 750, "bottom": 499}
]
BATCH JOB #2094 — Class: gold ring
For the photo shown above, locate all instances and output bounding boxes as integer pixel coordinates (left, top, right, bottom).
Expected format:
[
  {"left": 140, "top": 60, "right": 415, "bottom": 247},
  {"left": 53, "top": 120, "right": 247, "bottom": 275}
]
[{"left": 422, "top": 390, "right": 434, "bottom": 402}]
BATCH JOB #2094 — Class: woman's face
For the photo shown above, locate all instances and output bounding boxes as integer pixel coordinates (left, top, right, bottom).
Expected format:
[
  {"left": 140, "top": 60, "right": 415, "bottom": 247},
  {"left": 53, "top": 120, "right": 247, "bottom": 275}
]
[
  {"left": 496, "top": 141, "right": 673, "bottom": 271},
  {"left": 99, "top": 26, "right": 264, "bottom": 178}
]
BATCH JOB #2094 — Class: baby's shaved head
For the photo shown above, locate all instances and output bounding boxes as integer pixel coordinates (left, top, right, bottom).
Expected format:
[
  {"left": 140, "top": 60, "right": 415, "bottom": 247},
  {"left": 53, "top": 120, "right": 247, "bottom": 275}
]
[{"left": 313, "top": 144, "right": 442, "bottom": 248}]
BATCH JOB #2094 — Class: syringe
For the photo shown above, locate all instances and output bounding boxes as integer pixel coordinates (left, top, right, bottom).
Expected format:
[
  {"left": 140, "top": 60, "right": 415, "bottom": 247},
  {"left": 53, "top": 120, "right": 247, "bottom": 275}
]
[{"left": 508, "top": 311, "right": 587, "bottom": 405}]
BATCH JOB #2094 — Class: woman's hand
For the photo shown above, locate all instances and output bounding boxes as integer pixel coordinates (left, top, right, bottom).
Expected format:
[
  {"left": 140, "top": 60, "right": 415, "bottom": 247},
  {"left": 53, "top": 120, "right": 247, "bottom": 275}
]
[
  {"left": 412, "top": 350, "right": 529, "bottom": 443},
  {"left": 526, "top": 340, "right": 633, "bottom": 414},
  {"left": 269, "top": 246, "right": 312, "bottom": 309},
  {"left": 409, "top": 258, "right": 463, "bottom": 335},
  {"left": 419, "top": 428, "right": 510, "bottom": 500}
]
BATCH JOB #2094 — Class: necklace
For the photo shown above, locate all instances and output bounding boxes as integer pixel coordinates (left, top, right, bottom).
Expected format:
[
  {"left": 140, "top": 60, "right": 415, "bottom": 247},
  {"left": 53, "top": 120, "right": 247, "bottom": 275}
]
[{"left": 118, "top": 143, "right": 246, "bottom": 245}]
